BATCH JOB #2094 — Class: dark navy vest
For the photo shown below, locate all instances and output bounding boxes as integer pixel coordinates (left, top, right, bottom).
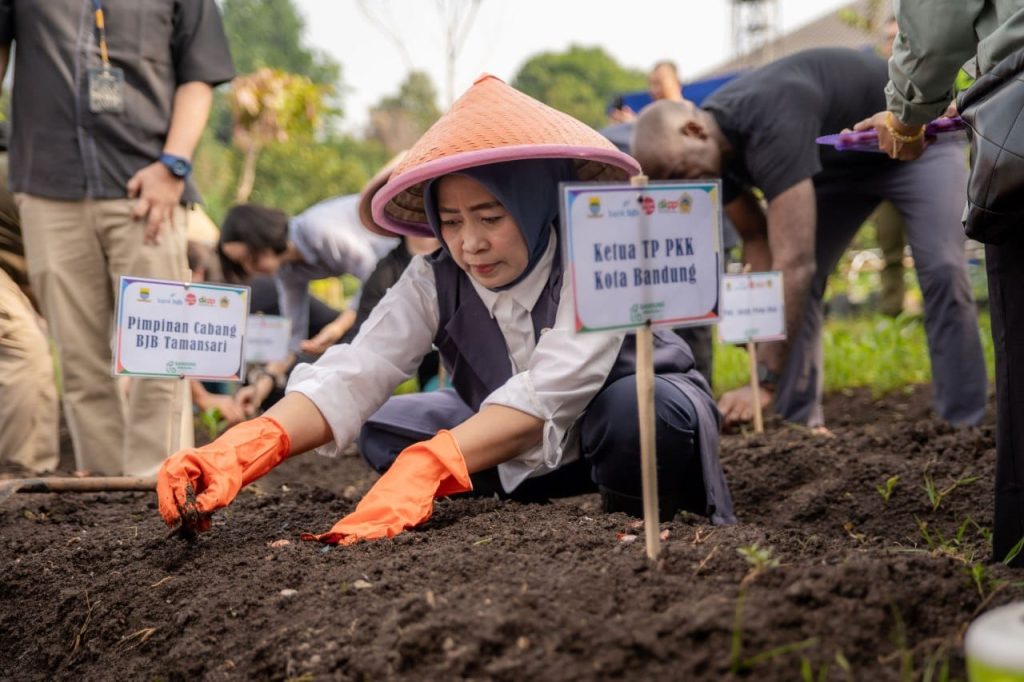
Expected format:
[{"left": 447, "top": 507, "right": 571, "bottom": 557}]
[{"left": 429, "top": 245, "right": 711, "bottom": 412}]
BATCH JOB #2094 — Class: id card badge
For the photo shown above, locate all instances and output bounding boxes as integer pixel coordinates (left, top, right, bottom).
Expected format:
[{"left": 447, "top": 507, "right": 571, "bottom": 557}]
[{"left": 88, "top": 66, "right": 125, "bottom": 114}]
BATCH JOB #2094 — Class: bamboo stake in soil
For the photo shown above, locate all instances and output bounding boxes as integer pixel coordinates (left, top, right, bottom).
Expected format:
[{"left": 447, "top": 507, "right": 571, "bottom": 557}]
[
  {"left": 629, "top": 172, "right": 660, "bottom": 561},
  {"left": 636, "top": 321, "right": 661, "bottom": 561},
  {"left": 0, "top": 476, "right": 156, "bottom": 503}
]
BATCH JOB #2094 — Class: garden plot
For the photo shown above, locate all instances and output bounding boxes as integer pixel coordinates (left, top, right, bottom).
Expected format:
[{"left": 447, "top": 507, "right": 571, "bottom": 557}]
[{"left": 2, "top": 385, "right": 1021, "bottom": 681}]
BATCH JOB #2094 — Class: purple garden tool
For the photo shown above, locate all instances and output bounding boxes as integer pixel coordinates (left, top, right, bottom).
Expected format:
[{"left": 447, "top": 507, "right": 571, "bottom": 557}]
[{"left": 816, "top": 116, "right": 966, "bottom": 152}]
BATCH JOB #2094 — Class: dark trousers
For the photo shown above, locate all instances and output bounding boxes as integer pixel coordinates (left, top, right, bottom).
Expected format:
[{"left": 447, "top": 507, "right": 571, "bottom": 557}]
[
  {"left": 358, "top": 376, "right": 707, "bottom": 520},
  {"left": 988, "top": 237, "right": 1024, "bottom": 567},
  {"left": 774, "top": 145, "right": 987, "bottom": 427}
]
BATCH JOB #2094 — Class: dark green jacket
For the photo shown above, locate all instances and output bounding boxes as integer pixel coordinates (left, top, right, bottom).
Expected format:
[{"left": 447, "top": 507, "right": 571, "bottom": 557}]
[{"left": 887, "top": 0, "right": 1024, "bottom": 124}]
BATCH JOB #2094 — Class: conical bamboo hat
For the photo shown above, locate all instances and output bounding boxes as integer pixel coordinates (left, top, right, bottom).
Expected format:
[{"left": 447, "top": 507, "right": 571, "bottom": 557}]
[
  {"left": 372, "top": 74, "right": 641, "bottom": 236},
  {"left": 358, "top": 151, "right": 407, "bottom": 237}
]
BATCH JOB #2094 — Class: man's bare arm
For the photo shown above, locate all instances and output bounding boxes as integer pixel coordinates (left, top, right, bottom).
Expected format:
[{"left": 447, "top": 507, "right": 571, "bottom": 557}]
[
  {"left": 126, "top": 81, "right": 214, "bottom": 244},
  {"left": 760, "top": 179, "right": 817, "bottom": 375},
  {"left": 724, "top": 190, "right": 770, "bottom": 271}
]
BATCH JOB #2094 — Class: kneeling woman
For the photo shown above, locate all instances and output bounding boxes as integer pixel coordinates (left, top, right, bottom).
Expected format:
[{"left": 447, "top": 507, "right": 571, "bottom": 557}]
[{"left": 157, "top": 76, "right": 735, "bottom": 542}]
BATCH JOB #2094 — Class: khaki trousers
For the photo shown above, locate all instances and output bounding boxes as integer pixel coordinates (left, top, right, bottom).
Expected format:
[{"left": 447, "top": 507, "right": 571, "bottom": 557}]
[
  {"left": 0, "top": 269, "right": 58, "bottom": 472},
  {"left": 16, "top": 195, "right": 193, "bottom": 476}
]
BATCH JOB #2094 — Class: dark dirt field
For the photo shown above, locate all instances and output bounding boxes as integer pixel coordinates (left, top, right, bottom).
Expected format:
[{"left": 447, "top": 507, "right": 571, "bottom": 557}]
[{"left": 2, "top": 385, "right": 1022, "bottom": 681}]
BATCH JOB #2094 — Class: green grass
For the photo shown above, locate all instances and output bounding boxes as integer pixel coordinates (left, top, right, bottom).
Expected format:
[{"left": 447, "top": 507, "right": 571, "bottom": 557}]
[{"left": 713, "top": 311, "right": 994, "bottom": 398}]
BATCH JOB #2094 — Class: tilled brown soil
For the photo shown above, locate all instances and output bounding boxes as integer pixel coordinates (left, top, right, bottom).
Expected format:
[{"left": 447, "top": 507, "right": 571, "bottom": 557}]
[{"left": 2, "top": 385, "right": 1022, "bottom": 681}]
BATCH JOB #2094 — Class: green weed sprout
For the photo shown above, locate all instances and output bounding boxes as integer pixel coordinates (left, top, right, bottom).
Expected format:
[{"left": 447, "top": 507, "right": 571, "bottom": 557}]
[
  {"left": 199, "top": 406, "right": 228, "bottom": 442},
  {"left": 800, "top": 656, "right": 829, "bottom": 682},
  {"left": 737, "top": 542, "right": 780, "bottom": 582},
  {"left": 1003, "top": 534, "right": 1024, "bottom": 565},
  {"left": 876, "top": 475, "right": 900, "bottom": 504},
  {"left": 730, "top": 544, "right": 812, "bottom": 675},
  {"left": 922, "top": 472, "right": 980, "bottom": 512}
]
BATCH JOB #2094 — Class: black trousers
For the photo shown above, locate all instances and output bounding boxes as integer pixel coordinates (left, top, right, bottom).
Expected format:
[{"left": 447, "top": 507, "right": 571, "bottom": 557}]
[{"left": 988, "top": 237, "right": 1024, "bottom": 567}]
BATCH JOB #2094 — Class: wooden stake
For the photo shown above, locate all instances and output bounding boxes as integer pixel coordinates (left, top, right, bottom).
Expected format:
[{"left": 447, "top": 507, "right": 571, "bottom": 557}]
[
  {"left": 636, "top": 324, "right": 661, "bottom": 560},
  {"left": 746, "top": 339, "right": 764, "bottom": 434},
  {"left": 630, "top": 173, "right": 660, "bottom": 561},
  {"left": 0, "top": 476, "right": 157, "bottom": 503}
]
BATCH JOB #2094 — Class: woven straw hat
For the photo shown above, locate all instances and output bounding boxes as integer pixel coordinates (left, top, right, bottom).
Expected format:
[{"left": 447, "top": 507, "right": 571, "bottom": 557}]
[
  {"left": 372, "top": 74, "right": 641, "bottom": 236},
  {"left": 358, "top": 151, "right": 407, "bottom": 236}
]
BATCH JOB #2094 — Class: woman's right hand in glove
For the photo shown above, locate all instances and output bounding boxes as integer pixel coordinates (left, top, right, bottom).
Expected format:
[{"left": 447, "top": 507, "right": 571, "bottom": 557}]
[{"left": 157, "top": 415, "right": 291, "bottom": 531}]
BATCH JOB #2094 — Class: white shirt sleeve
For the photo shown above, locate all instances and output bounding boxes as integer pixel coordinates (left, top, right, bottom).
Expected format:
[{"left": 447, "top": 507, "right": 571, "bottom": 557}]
[
  {"left": 482, "top": 275, "right": 626, "bottom": 491},
  {"left": 274, "top": 268, "right": 311, "bottom": 352},
  {"left": 285, "top": 256, "right": 440, "bottom": 456}
]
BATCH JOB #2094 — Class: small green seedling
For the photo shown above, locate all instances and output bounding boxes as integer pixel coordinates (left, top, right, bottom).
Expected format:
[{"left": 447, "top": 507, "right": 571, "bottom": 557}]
[
  {"left": 922, "top": 472, "right": 980, "bottom": 512},
  {"left": 967, "top": 562, "right": 990, "bottom": 599},
  {"left": 731, "top": 543, "right": 786, "bottom": 675},
  {"left": 1004, "top": 534, "right": 1024, "bottom": 565},
  {"left": 875, "top": 475, "right": 900, "bottom": 503},
  {"left": 737, "top": 542, "right": 780, "bottom": 579},
  {"left": 199, "top": 407, "right": 228, "bottom": 442},
  {"left": 800, "top": 656, "right": 829, "bottom": 682}
]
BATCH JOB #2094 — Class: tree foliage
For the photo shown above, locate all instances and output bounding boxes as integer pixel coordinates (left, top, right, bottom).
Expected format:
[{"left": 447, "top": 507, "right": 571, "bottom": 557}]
[
  {"left": 229, "top": 68, "right": 330, "bottom": 202},
  {"left": 221, "top": 0, "right": 340, "bottom": 87},
  {"left": 367, "top": 70, "right": 442, "bottom": 153},
  {"left": 512, "top": 45, "right": 646, "bottom": 128}
]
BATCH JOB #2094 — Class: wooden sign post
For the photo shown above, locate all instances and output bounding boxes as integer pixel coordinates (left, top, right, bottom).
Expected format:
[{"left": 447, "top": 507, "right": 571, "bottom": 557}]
[
  {"left": 746, "top": 339, "right": 765, "bottom": 433},
  {"left": 561, "top": 177, "right": 723, "bottom": 561},
  {"left": 631, "top": 175, "right": 660, "bottom": 559}
]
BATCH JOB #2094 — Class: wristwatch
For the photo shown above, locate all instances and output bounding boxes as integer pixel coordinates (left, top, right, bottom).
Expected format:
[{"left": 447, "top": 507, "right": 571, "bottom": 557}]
[
  {"left": 756, "top": 363, "right": 781, "bottom": 389},
  {"left": 158, "top": 153, "right": 192, "bottom": 179}
]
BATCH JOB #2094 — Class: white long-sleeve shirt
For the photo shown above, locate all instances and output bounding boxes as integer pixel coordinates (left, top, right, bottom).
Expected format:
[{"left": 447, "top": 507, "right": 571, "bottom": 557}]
[
  {"left": 275, "top": 195, "right": 399, "bottom": 351},
  {"left": 286, "top": 235, "right": 625, "bottom": 491}
]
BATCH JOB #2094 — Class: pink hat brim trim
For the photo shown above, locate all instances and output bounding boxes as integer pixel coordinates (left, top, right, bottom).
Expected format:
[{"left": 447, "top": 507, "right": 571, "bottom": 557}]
[{"left": 371, "top": 145, "right": 641, "bottom": 237}]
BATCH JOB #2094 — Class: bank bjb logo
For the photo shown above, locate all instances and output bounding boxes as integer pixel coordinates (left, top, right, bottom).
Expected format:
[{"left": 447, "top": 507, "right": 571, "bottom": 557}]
[
  {"left": 588, "top": 196, "right": 602, "bottom": 217},
  {"left": 219, "top": 296, "right": 230, "bottom": 309},
  {"left": 137, "top": 287, "right": 151, "bottom": 302},
  {"left": 185, "top": 292, "right": 197, "bottom": 306}
]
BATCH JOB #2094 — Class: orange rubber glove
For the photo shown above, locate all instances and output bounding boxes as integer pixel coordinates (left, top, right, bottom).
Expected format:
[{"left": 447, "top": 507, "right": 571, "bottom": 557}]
[
  {"left": 157, "top": 415, "right": 291, "bottom": 531},
  {"left": 301, "top": 430, "right": 472, "bottom": 545}
]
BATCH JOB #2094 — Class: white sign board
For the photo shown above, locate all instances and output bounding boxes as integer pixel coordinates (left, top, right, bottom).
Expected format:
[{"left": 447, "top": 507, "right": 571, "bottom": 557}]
[
  {"left": 561, "top": 181, "right": 722, "bottom": 332},
  {"left": 718, "top": 272, "right": 786, "bottom": 344},
  {"left": 114, "top": 277, "right": 249, "bottom": 380},
  {"left": 245, "top": 315, "right": 292, "bottom": 363}
]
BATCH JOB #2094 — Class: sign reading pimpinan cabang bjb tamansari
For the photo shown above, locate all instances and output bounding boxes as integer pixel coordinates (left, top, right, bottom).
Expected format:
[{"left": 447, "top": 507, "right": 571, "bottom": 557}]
[
  {"left": 560, "top": 181, "right": 722, "bottom": 332},
  {"left": 114, "top": 276, "right": 249, "bottom": 380}
]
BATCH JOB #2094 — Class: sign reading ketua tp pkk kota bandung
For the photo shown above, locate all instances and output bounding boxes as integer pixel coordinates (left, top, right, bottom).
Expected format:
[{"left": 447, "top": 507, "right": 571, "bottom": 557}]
[
  {"left": 114, "top": 277, "right": 249, "bottom": 380},
  {"left": 718, "top": 272, "right": 786, "bottom": 344},
  {"left": 561, "top": 181, "right": 722, "bottom": 332}
]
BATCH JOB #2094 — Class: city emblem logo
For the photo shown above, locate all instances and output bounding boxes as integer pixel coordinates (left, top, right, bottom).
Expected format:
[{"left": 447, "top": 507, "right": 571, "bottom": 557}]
[
  {"left": 680, "top": 193, "right": 693, "bottom": 213},
  {"left": 588, "top": 196, "right": 602, "bottom": 217},
  {"left": 138, "top": 287, "right": 150, "bottom": 302},
  {"left": 219, "top": 296, "right": 230, "bottom": 308}
]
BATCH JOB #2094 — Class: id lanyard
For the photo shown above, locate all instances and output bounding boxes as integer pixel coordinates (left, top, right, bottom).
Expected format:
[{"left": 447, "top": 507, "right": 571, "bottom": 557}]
[
  {"left": 85, "top": 0, "right": 123, "bottom": 114},
  {"left": 91, "top": 0, "right": 110, "bottom": 67}
]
